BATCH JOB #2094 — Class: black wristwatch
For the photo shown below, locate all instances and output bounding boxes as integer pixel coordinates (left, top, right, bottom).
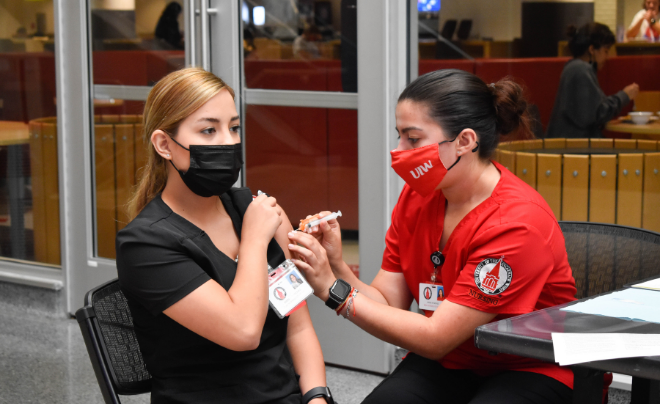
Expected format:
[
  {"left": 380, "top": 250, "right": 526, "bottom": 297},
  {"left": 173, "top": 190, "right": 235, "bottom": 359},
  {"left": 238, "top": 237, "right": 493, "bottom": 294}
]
[
  {"left": 325, "top": 279, "right": 351, "bottom": 310},
  {"left": 302, "top": 386, "right": 335, "bottom": 404}
]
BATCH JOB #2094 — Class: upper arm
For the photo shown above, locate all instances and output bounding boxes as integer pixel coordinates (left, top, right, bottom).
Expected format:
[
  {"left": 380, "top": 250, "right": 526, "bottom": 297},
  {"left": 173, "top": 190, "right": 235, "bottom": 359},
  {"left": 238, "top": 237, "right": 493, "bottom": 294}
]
[
  {"left": 447, "top": 220, "right": 556, "bottom": 315},
  {"left": 273, "top": 204, "right": 294, "bottom": 259},
  {"left": 117, "top": 227, "right": 210, "bottom": 316},
  {"left": 371, "top": 269, "right": 414, "bottom": 310}
]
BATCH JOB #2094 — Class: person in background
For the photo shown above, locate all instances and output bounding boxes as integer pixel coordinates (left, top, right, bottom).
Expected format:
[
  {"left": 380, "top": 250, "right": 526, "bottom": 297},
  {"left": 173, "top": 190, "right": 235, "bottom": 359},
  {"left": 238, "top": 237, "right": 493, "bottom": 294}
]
[
  {"left": 155, "top": 1, "right": 184, "bottom": 50},
  {"left": 627, "top": 0, "right": 660, "bottom": 41},
  {"left": 547, "top": 23, "right": 639, "bottom": 139},
  {"left": 293, "top": 25, "right": 322, "bottom": 59},
  {"left": 116, "top": 68, "right": 331, "bottom": 404}
]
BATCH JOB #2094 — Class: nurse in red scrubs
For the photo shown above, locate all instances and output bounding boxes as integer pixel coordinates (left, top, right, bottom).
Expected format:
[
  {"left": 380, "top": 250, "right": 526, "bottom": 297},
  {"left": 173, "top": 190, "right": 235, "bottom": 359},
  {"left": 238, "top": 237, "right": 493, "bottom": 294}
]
[{"left": 288, "top": 69, "right": 580, "bottom": 404}]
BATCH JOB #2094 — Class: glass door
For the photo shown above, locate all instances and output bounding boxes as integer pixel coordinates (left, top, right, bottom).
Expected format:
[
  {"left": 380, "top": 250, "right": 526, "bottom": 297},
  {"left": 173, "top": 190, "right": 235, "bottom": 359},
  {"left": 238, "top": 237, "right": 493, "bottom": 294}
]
[{"left": 66, "top": 0, "right": 220, "bottom": 310}]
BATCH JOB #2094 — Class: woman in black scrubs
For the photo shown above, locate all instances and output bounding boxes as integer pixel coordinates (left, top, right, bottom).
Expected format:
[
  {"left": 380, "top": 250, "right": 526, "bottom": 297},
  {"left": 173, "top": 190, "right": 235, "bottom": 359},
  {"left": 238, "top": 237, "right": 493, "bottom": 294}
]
[{"left": 116, "top": 67, "right": 331, "bottom": 404}]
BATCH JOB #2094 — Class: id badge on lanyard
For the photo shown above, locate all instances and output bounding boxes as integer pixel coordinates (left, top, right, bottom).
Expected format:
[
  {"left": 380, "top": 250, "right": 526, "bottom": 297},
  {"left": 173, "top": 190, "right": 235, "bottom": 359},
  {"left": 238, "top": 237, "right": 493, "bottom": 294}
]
[
  {"left": 268, "top": 259, "right": 314, "bottom": 318},
  {"left": 419, "top": 283, "right": 445, "bottom": 311},
  {"left": 419, "top": 249, "right": 446, "bottom": 311}
]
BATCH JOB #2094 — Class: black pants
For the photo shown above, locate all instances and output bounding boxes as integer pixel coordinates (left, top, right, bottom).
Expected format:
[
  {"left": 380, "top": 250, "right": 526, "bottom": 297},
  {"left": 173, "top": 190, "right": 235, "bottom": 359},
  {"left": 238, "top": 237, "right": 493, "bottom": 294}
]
[{"left": 362, "top": 353, "right": 572, "bottom": 404}]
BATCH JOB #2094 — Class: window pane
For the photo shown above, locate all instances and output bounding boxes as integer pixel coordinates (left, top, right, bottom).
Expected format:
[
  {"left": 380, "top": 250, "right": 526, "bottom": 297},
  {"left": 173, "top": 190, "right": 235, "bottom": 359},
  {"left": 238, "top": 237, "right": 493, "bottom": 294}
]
[
  {"left": 91, "top": 0, "right": 185, "bottom": 86},
  {"left": 243, "top": 0, "right": 357, "bottom": 92},
  {"left": 245, "top": 105, "right": 360, "bottom": 274},
  {"left": 89, "top": 1, "right": 187, "bottom": 259},
  {"left": 418, "top": 1, "right": 660, "bottom": 140},
  {"left": 0, "top": 0, "right": 59, "bottom": 265}
]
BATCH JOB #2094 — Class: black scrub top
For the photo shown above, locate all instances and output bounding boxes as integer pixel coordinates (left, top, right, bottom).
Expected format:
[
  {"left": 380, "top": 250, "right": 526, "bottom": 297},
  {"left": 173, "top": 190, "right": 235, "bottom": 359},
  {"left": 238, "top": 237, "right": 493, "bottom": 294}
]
[{"left": 116, "top": 188, "right": 301, "bottom": 404}]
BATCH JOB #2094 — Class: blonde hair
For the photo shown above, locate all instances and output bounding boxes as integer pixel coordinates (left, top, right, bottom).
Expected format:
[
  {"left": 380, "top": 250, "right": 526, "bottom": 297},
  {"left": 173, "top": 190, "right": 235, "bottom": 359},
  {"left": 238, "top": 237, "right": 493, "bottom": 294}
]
[{"left": 127, "top": 67, "right": 235, "bottom": 219}]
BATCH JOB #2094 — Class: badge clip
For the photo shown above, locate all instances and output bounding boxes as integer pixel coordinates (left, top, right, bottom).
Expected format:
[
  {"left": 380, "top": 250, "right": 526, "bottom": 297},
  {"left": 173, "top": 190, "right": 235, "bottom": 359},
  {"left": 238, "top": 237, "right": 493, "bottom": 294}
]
[{"left": 430, "top": 251, "right": 445, "bottom": 268}]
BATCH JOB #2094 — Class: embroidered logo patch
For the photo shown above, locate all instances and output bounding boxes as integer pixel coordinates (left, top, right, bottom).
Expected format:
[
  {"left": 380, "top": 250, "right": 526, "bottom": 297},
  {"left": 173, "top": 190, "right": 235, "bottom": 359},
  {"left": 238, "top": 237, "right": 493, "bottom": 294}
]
[{"left": 474, "top": 257, "right": 512, "bottom": 295}]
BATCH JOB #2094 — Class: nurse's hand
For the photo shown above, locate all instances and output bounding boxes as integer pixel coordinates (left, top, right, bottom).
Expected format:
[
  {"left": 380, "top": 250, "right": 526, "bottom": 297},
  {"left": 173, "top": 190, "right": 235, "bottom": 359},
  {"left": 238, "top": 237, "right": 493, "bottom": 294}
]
[
  {"left": 307, "top": 211, "right": 344, "bottom": 271},
  {"left": 288, "top": 231, "right": 336, "bottom": 301}
]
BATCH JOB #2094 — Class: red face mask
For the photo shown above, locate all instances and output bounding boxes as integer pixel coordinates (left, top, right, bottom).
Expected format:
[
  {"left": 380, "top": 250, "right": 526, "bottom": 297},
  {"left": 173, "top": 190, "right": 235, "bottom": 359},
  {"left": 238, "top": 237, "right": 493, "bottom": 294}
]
[{"left": 390, "top": 138, "right": 473, "bottom": 196}]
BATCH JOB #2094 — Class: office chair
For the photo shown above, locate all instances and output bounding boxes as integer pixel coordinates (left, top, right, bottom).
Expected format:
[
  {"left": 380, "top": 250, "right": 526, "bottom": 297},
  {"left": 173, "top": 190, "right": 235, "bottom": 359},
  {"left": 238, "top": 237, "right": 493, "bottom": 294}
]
[
  {"left": 456, "top": 20, "right": 472, "bottom": 40},
  {"left": 76, "top": 278, "right": 151, "bottom": 404},
  {"left": 558, "top": 222, "right": 660, "bottom": 299},
  {"left": 440, "top": 19, "right": 457, "bottom": 40}
]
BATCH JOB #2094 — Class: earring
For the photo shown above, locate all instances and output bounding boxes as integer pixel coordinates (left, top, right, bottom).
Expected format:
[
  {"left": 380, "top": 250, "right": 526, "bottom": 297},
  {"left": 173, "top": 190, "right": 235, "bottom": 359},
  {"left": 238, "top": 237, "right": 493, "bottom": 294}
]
[{"left": 166, "top": 154, "right": 170, "bottom": 157}]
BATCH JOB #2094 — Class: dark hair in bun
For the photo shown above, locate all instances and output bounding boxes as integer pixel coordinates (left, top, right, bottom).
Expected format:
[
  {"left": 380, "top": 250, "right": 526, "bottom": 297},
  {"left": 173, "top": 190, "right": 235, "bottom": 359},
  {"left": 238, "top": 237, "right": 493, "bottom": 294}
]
[
  {"left": 398, "top": 69, "right": 531, "bottom": 159},
  {"left": 567, "top": 22, "right": 615, "bottom": 58}
]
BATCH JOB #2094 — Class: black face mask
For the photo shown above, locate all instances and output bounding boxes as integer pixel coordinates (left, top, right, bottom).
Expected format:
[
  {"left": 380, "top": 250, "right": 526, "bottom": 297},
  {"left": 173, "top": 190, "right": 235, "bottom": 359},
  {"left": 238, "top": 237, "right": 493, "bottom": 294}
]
[{"left": 167, "top": 134, "right": 243, "bottom": 197}]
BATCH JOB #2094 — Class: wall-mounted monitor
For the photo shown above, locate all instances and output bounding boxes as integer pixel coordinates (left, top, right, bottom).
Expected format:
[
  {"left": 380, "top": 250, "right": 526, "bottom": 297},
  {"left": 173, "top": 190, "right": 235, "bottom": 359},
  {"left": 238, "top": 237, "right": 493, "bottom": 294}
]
[
  {"left": 253, "top": 6, "right": 265, "bottom": 26},
  {"left": 418, "top": 0, "right": 440, "bottom": 13}
]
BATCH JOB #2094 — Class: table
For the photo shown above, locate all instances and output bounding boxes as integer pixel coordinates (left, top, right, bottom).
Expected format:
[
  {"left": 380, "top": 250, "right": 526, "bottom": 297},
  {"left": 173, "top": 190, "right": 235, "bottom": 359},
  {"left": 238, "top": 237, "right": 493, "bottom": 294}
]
[
  {"left": 616, "top": 42, "right": 660, "bottom": 56},
  {"left": 474, "top": 292, "right": 660, "bottom": 404},
  {"left": 606, "top": 117, "right": 660, "bottom": 140}
]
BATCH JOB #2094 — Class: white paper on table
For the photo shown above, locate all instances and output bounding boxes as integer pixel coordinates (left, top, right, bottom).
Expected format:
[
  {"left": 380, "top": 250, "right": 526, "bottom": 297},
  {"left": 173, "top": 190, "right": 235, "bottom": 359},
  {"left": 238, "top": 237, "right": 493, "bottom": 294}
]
[
  {"left": 551, "top": 333, "right": 660, "bottom": 366},
  {"left": 561, "top": 288, "right": 660, "bottom": 324},
  {"left": 632, "top": 278, "right": 660, "bottom": 291}
]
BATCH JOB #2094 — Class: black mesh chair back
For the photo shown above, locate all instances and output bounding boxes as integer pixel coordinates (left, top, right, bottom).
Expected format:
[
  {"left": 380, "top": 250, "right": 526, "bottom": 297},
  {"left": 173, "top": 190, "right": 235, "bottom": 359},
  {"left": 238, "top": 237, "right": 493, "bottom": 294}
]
[
  {"left": 440, "top": 19, "right": 457, "bottom": 40},
  {"left": 456, "top": 19, "right": 472, "bottom": 40},
  {"left": 76, "top": 278, "right": 151, "bottom": 403},
  {"left": 559, "top": 222, "right": 660, "bottom": 299}
]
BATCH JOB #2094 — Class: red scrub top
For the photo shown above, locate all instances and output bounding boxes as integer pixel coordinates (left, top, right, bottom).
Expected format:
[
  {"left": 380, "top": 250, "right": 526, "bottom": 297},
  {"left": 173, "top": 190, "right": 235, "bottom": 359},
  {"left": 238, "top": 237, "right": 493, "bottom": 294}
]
[{"left": 382, "top": 161, "right": 577, "bottom": 388}]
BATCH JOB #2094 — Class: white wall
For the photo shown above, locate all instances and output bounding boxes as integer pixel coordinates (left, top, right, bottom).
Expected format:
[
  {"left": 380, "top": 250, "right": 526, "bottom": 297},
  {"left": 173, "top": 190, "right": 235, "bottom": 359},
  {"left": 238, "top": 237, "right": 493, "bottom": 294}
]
[
  {"left": 0, "top": 0, "right": 54, "bottom": 39},
  {"left": 438, "top": 0, "right": 595, "bottom": 41}
]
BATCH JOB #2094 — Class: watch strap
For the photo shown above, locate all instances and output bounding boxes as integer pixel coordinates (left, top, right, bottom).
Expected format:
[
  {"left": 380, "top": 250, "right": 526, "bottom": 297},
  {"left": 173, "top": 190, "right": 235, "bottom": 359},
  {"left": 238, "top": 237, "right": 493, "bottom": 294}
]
[{"left": 302, "top": 386, "right": 334, "bottom": 404}]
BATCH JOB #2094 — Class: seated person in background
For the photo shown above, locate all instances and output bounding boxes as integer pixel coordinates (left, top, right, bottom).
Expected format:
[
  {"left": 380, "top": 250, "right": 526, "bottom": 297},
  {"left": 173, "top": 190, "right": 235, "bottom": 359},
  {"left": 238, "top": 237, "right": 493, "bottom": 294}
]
[
  {"left": 155, "top": 1, "right": 184, "bottom": 49},
  {"left": 547, "top": 23, "right": 639, "bottom": 139},
  {"left": 293, "top": 25, "right": 322, "bottom": 59},
  {"left": 627, "top": 0, "right": 660, "bottom": 42},
  {"left": 116, "top": 67, "right": 329, "bottom": 404}
]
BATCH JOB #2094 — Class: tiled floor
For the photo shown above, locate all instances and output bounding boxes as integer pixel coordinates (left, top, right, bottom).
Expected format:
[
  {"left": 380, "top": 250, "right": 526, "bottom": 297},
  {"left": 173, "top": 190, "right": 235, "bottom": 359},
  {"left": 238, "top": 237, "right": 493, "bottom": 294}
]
[{"left": 0, "top": 300, "right": 634, "bottom": 404}]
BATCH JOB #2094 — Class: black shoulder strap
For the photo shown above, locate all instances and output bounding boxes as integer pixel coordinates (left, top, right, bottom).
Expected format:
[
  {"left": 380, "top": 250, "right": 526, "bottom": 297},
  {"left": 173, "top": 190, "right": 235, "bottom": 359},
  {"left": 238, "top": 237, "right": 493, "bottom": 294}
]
[{"left": 226, "top": 188, "right": 286, "bottom": 268}]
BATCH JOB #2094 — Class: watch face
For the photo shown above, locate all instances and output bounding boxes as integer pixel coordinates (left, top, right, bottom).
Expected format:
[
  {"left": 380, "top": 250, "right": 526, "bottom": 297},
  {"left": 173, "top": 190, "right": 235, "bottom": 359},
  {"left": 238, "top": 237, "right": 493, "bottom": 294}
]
[{"left": 331, "top": 279, "right": 351, "bottom": 299}]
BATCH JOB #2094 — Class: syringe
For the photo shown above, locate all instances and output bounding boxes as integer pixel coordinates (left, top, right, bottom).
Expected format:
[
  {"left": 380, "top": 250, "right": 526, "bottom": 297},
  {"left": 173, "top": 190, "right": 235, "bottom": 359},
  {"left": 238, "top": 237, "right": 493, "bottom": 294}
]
[{"left": 300, "top": 211, "right": 342, "bottom": 232}]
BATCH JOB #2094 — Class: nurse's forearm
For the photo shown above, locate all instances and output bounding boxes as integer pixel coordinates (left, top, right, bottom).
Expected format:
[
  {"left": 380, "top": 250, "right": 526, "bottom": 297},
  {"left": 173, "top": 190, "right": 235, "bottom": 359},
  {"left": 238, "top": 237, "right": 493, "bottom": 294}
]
[
  {"left": 337, "top": 294, "right": 494, "bottom": 361},
  {"left": 331, "top": 261, "right": 389, "bottom": 305}
]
